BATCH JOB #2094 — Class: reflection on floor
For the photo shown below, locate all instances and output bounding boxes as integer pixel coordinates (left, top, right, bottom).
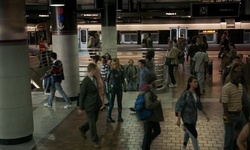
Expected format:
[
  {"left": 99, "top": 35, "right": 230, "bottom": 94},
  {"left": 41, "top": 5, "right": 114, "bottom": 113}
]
[{"left": 1, "top": 54, "right": 250, "bottom": 150}]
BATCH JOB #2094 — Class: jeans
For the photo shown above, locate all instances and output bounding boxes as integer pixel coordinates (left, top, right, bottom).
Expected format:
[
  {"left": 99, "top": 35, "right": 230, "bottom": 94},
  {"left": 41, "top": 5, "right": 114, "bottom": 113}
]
[
  {"left": 47, "top": 82, "right": 72, "bottom": 106},
  {"left": 196, "top": 72, "right": 204, "bottom": 92},
  {"left": 224, "top": 113, "right": 246, "bottom": 150},
  {"left": 107, "top": 90, "right": 123, "bottom": 118},
  {"left": 80, "top": 110, "right": 99, "bottom": 143},
  {"left": 142, "top": 121, "right": 161, "bottom": 150},
  {"left": 183, "top": 124, "right": 199, "bottom": 150},
  {"left": 168, "top": 64, "right": 176, "bottom": 85},
  {"left": 127, "top": 81, "right": 137, "bottom": 91}
]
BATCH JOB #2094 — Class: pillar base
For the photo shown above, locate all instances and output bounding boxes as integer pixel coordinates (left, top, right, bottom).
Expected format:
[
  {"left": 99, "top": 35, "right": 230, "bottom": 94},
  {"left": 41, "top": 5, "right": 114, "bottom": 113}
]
[{"left": 0, "top": 134, "right": 33, "bottom": 145}]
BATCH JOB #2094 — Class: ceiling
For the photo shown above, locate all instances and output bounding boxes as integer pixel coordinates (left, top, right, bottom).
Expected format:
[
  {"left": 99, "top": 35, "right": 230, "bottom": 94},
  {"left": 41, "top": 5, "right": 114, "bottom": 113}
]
[
  {"left": 25, "top": 0, "right": 246, "bottom": 24},
  {"left": 25, "top": 0, "right": 198, "bottom": 5}
]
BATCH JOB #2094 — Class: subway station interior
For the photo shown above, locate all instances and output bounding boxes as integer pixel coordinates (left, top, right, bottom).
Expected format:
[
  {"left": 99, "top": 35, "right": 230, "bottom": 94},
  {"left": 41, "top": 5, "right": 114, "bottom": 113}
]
[{"left": 0, "top": 0, "right": 250, "bottom": 149}]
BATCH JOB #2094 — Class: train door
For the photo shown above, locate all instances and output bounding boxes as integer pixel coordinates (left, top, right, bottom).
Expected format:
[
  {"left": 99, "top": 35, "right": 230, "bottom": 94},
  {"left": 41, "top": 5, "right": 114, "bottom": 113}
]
[
  {"left": 78, "top": 28, "right": 88, "bottom": 49},
  {"left": 170, "top": 27, "right": 188, "bottom": 41}
]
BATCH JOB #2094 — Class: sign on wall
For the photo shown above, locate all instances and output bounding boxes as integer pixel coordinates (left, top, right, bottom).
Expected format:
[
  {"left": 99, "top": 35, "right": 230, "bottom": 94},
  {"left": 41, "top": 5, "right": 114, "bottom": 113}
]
[{"left": 191, "top": 2, "right": 240, "bottom": 17}]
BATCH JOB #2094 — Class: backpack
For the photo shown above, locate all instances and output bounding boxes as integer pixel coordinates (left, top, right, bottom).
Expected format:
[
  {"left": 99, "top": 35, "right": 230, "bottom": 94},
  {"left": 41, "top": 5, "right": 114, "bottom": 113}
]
[
  {"left": 134, "top": 91, "right": 153, "bottom": 120},
  {"left": 175, "top": 91, "right": 189, "bottom": 117}
]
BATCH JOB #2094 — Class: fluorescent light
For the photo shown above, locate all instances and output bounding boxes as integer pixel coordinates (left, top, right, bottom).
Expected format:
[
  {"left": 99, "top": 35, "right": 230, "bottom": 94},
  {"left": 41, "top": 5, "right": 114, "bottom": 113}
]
[
  {"left": 50, "top": 4, "right": 65, "bottom": 6},
  {"left": 49, "top": 0, "right": 65, "bottom": 7}
]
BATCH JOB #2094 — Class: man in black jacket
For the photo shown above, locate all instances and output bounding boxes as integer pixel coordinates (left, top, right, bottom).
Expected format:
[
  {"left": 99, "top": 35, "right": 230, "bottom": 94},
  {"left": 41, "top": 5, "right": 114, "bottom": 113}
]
[{"left": 78, "top": 63, "right": 102, "bottom": 148}]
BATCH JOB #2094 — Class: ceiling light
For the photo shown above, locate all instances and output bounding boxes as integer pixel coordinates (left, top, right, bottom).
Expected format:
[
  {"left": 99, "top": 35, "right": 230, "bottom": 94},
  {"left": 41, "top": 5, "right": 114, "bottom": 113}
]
[{"left": 49, "top": 0, "right": 65, "bottom": 7}]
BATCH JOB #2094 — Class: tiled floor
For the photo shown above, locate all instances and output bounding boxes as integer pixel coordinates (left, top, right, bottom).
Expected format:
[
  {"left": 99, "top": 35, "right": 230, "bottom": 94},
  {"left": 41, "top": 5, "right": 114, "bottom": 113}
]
[{"left": 2, "top": 52, "right": 250, "bottom": 150}]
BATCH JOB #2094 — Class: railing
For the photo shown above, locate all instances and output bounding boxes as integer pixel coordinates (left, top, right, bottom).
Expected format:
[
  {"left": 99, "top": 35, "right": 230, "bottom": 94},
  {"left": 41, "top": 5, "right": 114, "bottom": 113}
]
[
  {"left": 78, "top": 48, "right": 168, "bottom": 92},
  {"left": 30, "top": 51, "right": 53, "bottom": 88},
  {"left": 29, "top": 48, "right": 168, "bottom": 92}
]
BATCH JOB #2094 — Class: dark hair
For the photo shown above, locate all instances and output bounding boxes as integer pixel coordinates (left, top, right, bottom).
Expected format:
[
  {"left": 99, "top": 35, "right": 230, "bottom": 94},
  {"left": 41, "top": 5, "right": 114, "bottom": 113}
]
[
  {"left": 50, "top": 52, "right": 57, "bottom": 60},
  {"left": 186, "top": 76, "right": 200, "bottom": 98},
  {"left": 128, "top": 59, "right": 134, "bottom": 63},
  {"left": 191, "top": 36, "right": 197, "bottom": 44},
  {"left": 101, "top": 56, "right": 107, "bottom": 63},
  {"left": 168, "top": 40, "right": 173, "bottom": 44},
  {"left": 91, "top": 55, "right": 100, "bottom": 63},
  {"left": 148, "top": 33, "right": 151, "bottom": 37},
  {"left": 202, "top": 36, "right": 207, "bottom": 42},
  {"left": 229, "top": 43, "right": 236, "bottom": 49},
  {"left": 87, "top": 63, "right": 97, "bottom": 72},
  {"left": 145, "top": 73, "right": 157, "bottom": 84},
  {"left": 146, "top": 50, "right": 155, "bottom": 60},
  {"left": 138, "top": 59, "right": 146, "bottom": 65},
  {"left": 104, "top": 53, "right": 112, "bottom": 60}
]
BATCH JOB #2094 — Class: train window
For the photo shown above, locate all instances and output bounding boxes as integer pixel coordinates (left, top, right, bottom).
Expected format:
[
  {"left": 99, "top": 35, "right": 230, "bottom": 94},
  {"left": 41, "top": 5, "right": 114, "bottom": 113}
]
[
  {"left": 151, "top": 34, "right": 159, "bottom": 43},
  {"left": 120, "top": 33, "right": 138, "bottom": 44},
  {"left": 125, "top": 34, "right": 137, "bottom": 41},
  {"left": 81, "top": 30, "right": 87, "bottom": 43},
  {"left": 198, "top": 33, "right": 217, "bottom": 44},
  {"left": 141, "top": 33, "right": 159, "bottom": 43}
]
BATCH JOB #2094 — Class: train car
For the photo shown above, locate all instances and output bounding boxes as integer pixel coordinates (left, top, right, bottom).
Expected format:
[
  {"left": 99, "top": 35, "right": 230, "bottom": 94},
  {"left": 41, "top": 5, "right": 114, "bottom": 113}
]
[{"left": 27, "top": 21, "right": 250, "bottom": 49}]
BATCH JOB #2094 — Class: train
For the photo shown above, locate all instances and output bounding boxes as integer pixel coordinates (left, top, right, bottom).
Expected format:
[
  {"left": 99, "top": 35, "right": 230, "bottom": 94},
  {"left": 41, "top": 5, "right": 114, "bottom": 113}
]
[{"left": 26, "top": 21, "right": 250, "bottom": 49}]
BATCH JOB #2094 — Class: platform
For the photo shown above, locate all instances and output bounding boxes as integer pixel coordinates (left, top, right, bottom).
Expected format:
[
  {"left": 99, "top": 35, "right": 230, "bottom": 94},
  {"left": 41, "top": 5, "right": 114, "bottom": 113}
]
[{"left": 2, "top": 53, "right": 250, "bottom": 150}]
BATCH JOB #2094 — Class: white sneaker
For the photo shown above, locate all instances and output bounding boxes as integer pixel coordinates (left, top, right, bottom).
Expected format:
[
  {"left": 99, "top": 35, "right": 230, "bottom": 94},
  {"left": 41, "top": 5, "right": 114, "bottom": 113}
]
[
  {"left": 168, "top": 83, "right": 173, "bottom": 87},
  {"left": 169, "top": 83, "right": 177, "bottom": 88},
  {"left": 44, "top": 103, "right": 52, "bottom": 108},
  {"left": 64, "top": 104, "right": 72, "bottom": 109}
]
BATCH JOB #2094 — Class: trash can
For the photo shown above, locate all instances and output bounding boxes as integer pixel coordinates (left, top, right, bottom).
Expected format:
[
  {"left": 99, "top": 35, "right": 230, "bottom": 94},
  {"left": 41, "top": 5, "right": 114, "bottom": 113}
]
[{"left": 208, "top": 59, "right": 213, "bottom": 85}]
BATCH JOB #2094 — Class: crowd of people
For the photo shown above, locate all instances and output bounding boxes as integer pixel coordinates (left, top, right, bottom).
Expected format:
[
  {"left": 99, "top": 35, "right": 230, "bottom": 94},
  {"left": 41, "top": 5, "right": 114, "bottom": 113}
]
[{"left": 42, "top": 31, "right": 249, "bottom": 149}]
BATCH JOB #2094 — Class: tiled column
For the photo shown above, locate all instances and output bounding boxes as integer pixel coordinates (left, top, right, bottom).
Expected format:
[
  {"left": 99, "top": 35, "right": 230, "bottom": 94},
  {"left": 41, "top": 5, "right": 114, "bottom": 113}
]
[
  {"left": 0, "top": 0, "right": 33, "bottom": 145},
  {"left": 50, "top": 0, "right": 79, "bottom": 100},
  {"left": 101, "top": 0, "right": 117, "bottom": 58}
]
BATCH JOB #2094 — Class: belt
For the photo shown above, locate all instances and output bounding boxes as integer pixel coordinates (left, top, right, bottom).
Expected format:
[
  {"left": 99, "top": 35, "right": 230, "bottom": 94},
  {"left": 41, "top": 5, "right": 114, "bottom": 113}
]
[{"left": 228, "top": 111, "right": 241, "bottom": 115}]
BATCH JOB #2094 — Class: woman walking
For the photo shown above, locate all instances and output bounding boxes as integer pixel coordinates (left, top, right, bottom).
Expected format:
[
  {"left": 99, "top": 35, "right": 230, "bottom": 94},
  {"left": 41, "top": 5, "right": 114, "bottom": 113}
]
[{"left": 176, "top": 76, "right": 209, "bottom": 150}]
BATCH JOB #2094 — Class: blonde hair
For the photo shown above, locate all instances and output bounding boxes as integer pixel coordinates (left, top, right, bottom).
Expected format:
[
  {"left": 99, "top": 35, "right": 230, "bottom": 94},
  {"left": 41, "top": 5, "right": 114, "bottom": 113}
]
[{"left": 111, "top": 58, "right": 120, "bottom": 69}]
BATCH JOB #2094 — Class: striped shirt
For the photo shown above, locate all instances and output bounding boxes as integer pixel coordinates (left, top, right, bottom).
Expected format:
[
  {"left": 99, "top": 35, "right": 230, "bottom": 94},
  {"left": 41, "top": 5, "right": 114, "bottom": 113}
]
[
  {"left": 100, "top": 63, "right": 110, "bottom": 79},
  {"left": 221, "top": 82, "right": 243, "bottom": 112}
]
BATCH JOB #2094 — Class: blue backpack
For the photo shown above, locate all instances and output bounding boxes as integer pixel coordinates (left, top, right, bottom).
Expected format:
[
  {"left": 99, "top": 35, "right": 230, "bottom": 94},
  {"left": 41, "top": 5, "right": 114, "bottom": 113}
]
[{"left": 134, "top": 91, "right": 153, "bottom": 120}]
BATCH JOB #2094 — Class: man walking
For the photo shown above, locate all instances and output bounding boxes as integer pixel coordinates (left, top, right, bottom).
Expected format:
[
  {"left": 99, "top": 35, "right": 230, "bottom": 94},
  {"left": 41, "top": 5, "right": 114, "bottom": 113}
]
[
  {"left": 192, "top": 48, "right": 209, "bottom": 94},
  {"left": 166, "top": 41, "right": 179, "bottom": 88},
  {"left": 43, "top": 52, "right": 72, "bottom": 108},
  {"left": 78, "top": 63, "right": 102, "bottom": 148}
]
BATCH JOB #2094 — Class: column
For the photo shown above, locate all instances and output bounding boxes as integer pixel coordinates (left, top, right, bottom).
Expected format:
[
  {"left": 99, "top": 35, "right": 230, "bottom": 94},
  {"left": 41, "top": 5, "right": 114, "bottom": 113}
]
[
  {"left": 0, "top": 0, "right": 33, "bottom": 145},
  {"left": 50, "top": 0, "right": 79, "bottom": 100},
  {"left": 102, "top": 0, "right": 117, "bottom": 58},
  {"left": 137, "top": 30, "right": 142, "bottom": 45}
]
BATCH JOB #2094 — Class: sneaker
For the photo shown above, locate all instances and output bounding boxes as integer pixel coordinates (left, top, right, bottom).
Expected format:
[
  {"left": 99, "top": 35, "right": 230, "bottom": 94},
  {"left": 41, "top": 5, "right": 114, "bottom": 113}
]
[
  {"left": 107, "top": 117, "right": 115, "bottom": 123},
  {"left": 118, "top": 117, "right": 124, "bottom": 122},
  {"left": 168, "top": 83, "right": 173, "bottom": 87},
  {"left": 93, "top": 142, "right": 101, "bottom": 148},
  {"left": 78, "top": 127, "right": 87, "bottom": 139},
  {"left": 129, "top": 107, "right": 135, "bottom": 112},
  {"left": 181, "top": 146, "right": 187, "bottom": 150},
  {"left": 44, "top": 103, "right": 51, "bottom": 108},
  {"left": 64, "top": 104, "right": 72, "bottom": 109},
  {"left": 169, "top": 83, "right": 177, "bottom": 88}
]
